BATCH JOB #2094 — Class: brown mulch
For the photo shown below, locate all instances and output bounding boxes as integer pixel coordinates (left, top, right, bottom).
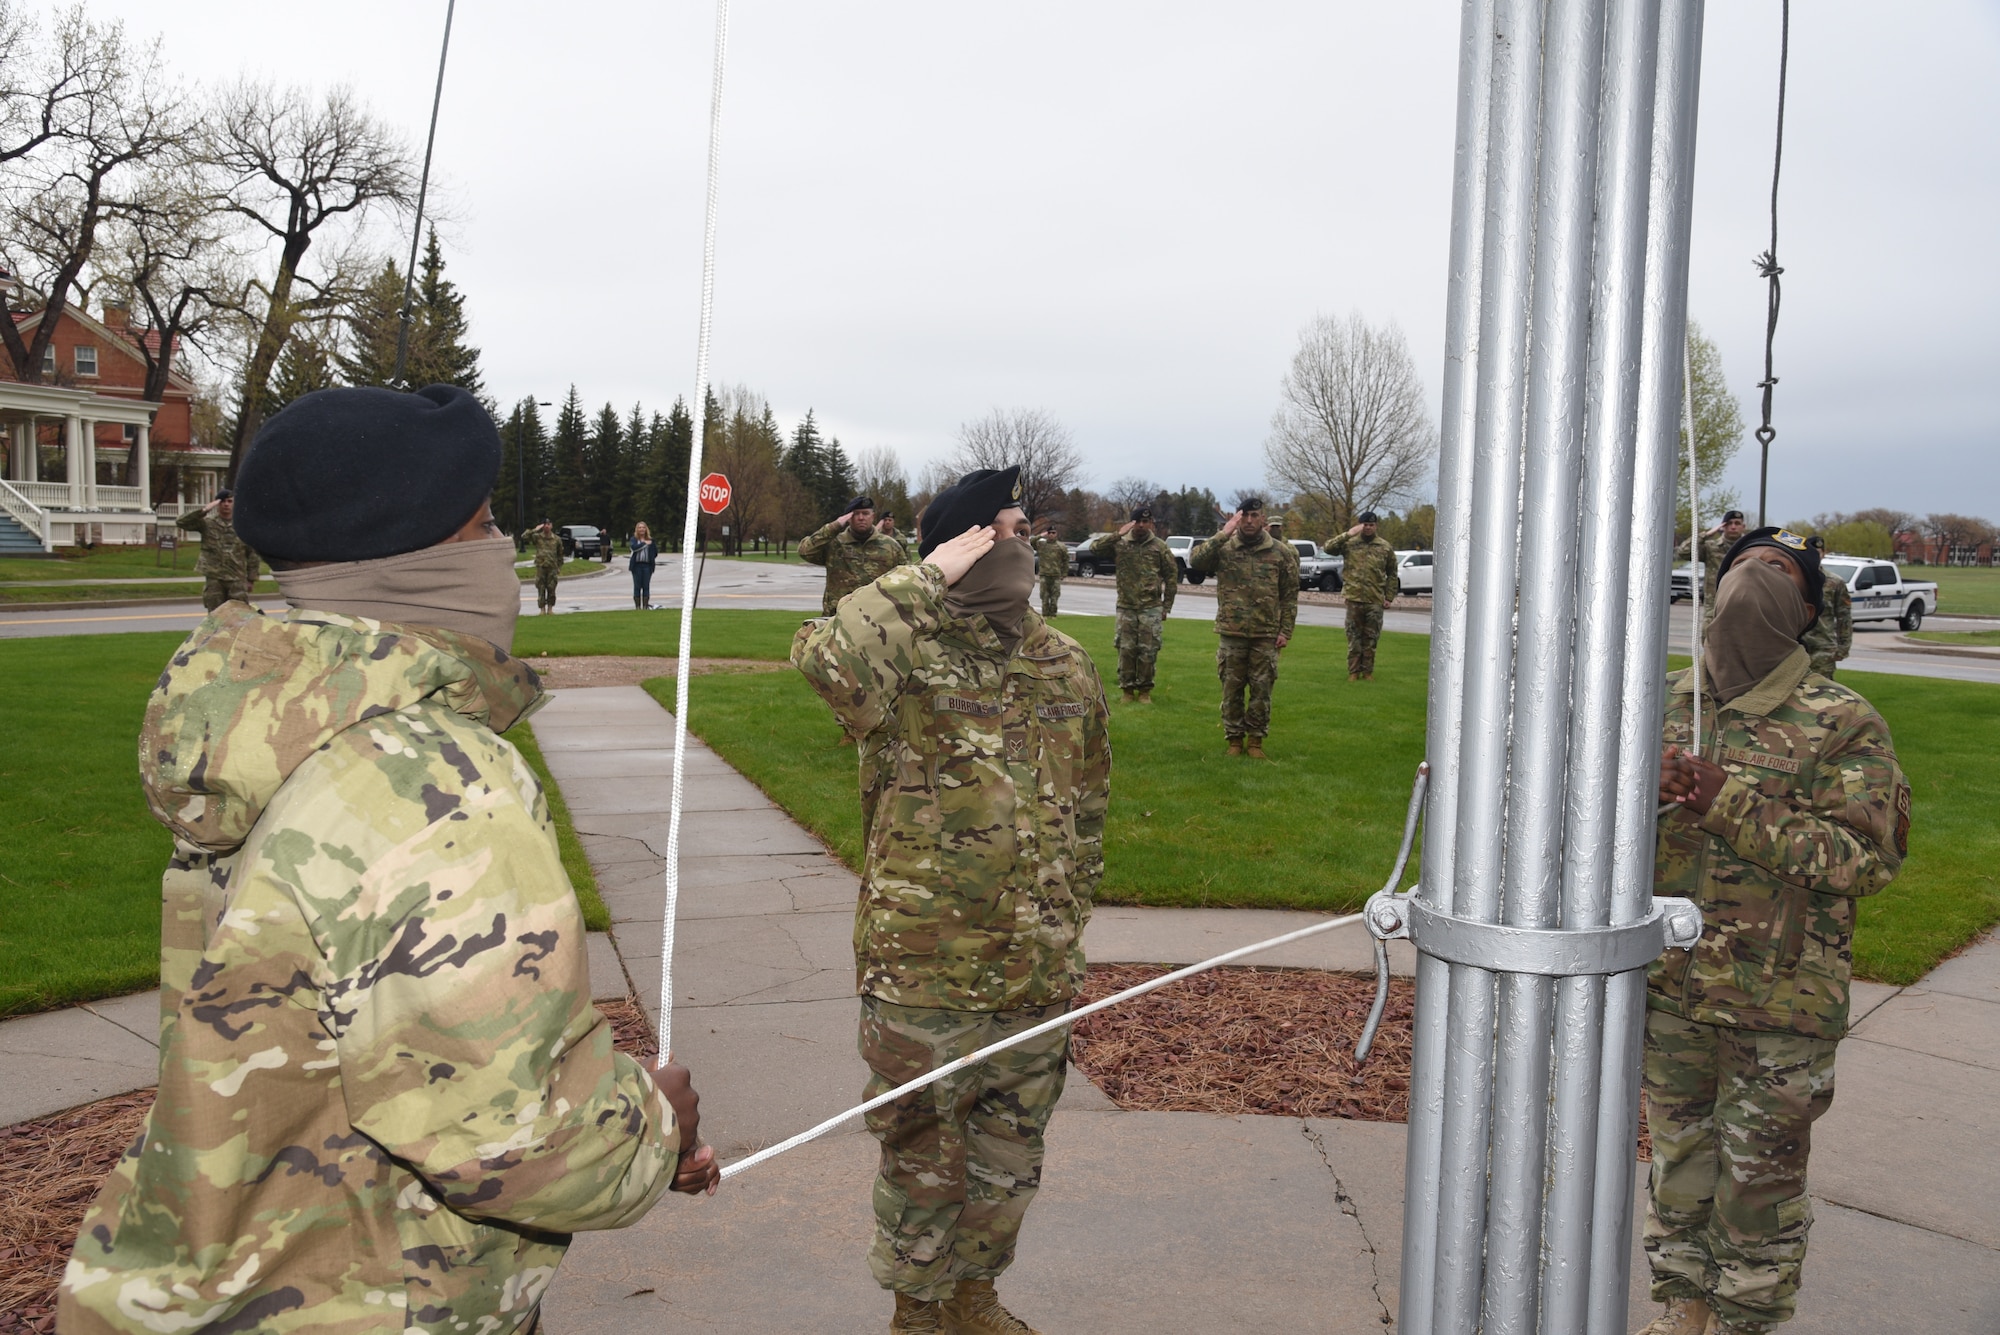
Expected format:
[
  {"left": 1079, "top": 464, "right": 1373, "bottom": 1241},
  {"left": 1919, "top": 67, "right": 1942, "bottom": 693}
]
[
  {"left": 1071, "top": 965, "right": 1416, "bottom": 1121},
  {"left": 524, "top": 655, "right": 787, "bottom": 689},
  {"left": 601, "top": 994, "right": 661, "bottom": 1065},
  {"left": 0, "top": 1089, "right": 155, "bottom": 1333}
]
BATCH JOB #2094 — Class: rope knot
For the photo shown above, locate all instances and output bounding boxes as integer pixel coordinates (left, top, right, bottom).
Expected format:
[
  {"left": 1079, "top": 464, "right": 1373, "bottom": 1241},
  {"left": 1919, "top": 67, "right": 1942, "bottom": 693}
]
[{"left": 1754, "top": 251, "right": 1784, "bottom": 279}]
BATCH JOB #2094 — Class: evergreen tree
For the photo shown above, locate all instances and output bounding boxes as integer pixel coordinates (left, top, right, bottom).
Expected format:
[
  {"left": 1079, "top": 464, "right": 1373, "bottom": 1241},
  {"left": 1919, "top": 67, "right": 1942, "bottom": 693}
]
[
  {"left": 822, "top": 434, "right": 858, "bottom": 515},
  {"left": 639, "top": 399, "right": 693, "bottom": 549},
  {"left": 338, "top": 261, "right": 404, "bottom": 387},
  {"left": 546, "top": 387, "right": 589, "bottom": 522},
  {"left": 407, "top": 228, "right": 484, "bottom": 394},
  {"left": 495, "top": 397, "right": 551, "bottom": 539},
  {"left": 262, "top": 330, "right": 339, "bottom": 417},
  {"left": 587, "top": 403, "right": 625, "bottom": 538}
]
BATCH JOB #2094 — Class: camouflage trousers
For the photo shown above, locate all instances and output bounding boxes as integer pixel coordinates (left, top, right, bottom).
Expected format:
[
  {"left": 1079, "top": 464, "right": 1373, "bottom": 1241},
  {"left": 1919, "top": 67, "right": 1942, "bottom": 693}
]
[
  {"left": 859, "top": 997, "right": 1068, "bottom": 1301},
  {"left": 1040, "top": 575, "right": 1062, "bottom": 618},
  {"left": 1345, "top": 600, "right": 1384, "bottom": 677},
  {"left": 1216, "top": 634, "right": 1280, "bottom": 738},
  {"left": 1643, "top": 1010, "right": 1838, "bottom": 1332},
  {"left": 1113, "top": 606, "right": 1165, "bottom": 691},
  {"left": 1806, "top": 651, "right": 1837, "bottom": 679},
  {"left": 535, "top": 565, "right": 560, "bottom": 610},
  {"left": 201, "top": 578, "right": 253, "bottom": 611}
]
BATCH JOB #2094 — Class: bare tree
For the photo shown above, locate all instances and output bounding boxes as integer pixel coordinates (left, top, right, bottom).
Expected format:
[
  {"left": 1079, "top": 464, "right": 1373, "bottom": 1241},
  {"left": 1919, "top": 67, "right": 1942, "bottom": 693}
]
[
  {"left": 0, "top": 10, "right": 180, "bottom": 382},
  {"left": 1263, "top": 312, "right": 1436, "bottom": 529},
  {"left": 705, "top": 384, "right": 784, "bottom": 554},
  {"left": 1105, "top": 475, "right": 1159, "bottom": 515},
  {"left": 948, "top": 407, "right": 1085, "bottom": 519},
  {"left": 852, "top": 443, "right": 915, "bottom": 527},
  {"left": 1848, "top": 507, "right": 1918, "bottom": 541},
  {"left": 206, "top": 80, "right": 413, "bottom": 474},
  {"left": 0, "top": 2, "right": 121, "bottom": 167},
  {"left": 1923, "top": 513, "right": 1997, "bottom": 564}
]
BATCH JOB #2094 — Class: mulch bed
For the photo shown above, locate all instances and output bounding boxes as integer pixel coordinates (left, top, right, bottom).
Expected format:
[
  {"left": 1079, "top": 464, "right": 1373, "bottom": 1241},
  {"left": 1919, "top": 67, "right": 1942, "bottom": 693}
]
[
  {"left": 0, "top": 1090, "right": 154, "bottom": 1334},
  {"left": 1071, "top": 965, "right": 1416, "bottom": 1120}
]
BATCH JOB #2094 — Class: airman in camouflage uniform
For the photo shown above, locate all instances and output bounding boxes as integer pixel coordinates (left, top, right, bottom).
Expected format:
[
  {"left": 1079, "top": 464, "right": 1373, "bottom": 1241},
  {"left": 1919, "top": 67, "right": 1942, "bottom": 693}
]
[
  {"left": 1033, "top": 524, "right": 1068, "bottom": 617},
  {"left": 1325, "top": 512, "right": 1400, "bottom": 680},
  {"left": 1679, "top": 509, "right": 1748, "bottom": 625},
  {"left": 1642, "top": 532, "right": 1908, "bottom": 1335},
  {"left": 1189, "top": 498, "right": 1298, "bottom": 758},
  {"left": 1798, "top": 538, "right": 1852, "bottom": 678},
  {"left": 1084, "top": 507, "right": 1179, "bottom": 702},
  {"left": 792, "top": 468, "right": 1109, "bottom": 1335},
  {"left": 800, "top": 495, "right": 912, "bottom": 616},
  {"left": 532, "top": 518, "right": 564, "bottom": 613},
  {"left": 175, "top": 491, "right": 261, "bottom": 610}
]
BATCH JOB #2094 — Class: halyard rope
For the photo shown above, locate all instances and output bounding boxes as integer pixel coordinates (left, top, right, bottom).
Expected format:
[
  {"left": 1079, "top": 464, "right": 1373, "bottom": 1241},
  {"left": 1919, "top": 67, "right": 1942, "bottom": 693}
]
[
  {"left": 660, "top": 0, "right": 732, "bottom": 1067},
  {"left": 1685, "top": 336, "right": 1703, "bottom": 749},
  {"left": 718, "top": 910, "right": 1368, "bottom": 1182}
]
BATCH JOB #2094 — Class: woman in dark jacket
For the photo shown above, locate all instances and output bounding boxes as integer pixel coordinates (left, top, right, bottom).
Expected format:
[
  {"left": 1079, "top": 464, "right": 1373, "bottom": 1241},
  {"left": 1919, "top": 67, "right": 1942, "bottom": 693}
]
[{"left": 629, "top": 522, "right": 659, "bottom": 609}]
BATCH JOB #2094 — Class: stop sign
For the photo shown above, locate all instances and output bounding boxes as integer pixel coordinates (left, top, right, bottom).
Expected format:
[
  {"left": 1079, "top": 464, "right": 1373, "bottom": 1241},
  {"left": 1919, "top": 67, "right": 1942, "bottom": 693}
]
[{"left": 697, "top": 472, "right": 732, "bottom": 515}]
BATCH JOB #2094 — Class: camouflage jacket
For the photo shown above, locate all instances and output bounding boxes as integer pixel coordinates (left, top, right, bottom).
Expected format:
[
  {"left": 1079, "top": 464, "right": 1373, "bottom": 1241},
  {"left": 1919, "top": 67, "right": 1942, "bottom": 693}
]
[
  {"left": 62, "top": 604, "right": 678, "bottom": 1335},
  {"left": 1083, "top": 531, "right": 1178, "bottom": 613},
  {"left": 1188, "top": 530, "right": 1299, "bottom": 639},
  {"left": 532, "top": 527, "right": 564, "bottom": 571},
  {"left": 176, "top": 508, "right": 260, "bottom": 585},
  {"left": 798, "top": 519, "right": 910, "bottom": 615},
  {"left": 1324, "top": 532, "right": 1400, "bottom": 606},
  {"left": 790, "top": 563, "right": 1112, "bottom": 1011},
  {"left": 1800, "top": 576, "right": 1853, "bottom": 673},
  {"left": 1676, "top": 530, "right": 1734, "bottom": 606},
  {"left": 1033, "top": 535, "right": 1069, "bottom": 580},
  {"left": 1648, "top": 647, "right": 1909, "bottom": 1040}
]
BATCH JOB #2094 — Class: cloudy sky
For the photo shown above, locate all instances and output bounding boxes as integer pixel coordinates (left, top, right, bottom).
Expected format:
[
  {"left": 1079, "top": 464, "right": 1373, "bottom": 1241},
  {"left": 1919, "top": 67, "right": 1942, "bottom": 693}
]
[{"left": 87, "top": 0, "right": 2000, "bottom": 523}]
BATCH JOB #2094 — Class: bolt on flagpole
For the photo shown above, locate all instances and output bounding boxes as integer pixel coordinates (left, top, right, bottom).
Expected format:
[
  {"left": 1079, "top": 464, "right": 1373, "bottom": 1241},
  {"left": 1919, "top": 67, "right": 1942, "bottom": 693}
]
[{"left": 660, "top": 0, "right": 731, "bottom": 1065}]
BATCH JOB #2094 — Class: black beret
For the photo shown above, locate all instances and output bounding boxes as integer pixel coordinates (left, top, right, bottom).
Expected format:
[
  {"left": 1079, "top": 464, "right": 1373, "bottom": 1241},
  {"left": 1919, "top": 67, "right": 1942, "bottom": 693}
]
[
  {"left": 1722, "top": 509, "right": 1746, "bottom": 522},
  {"left": 1237, "top": 497, "right": 1265, "bottom": 513},
  {"left": 1358, "top": 510, "right": 1380, "bottom": 524},
  {"left": 1131, "top": 506, "right": 1153, "bottom": 522},
  {"left": 1720, "top": 525, "right": 1824, "bottom": 621},
  {"left": 846, "top": 495, "right": 876, "bottom": 512},
  {"left": 918, "top": 466, "right": 1023, "bottom": 558},
  {"left": 215, "top": 488, "right": 234, "bottom": 502},
  {"left": 235, "top": 385, "right": 500, "bottom": 563}
]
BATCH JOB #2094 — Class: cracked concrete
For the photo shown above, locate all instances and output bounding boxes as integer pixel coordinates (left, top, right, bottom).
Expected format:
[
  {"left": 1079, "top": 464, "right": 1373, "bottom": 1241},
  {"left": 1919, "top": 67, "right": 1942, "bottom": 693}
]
[{"left": 1303, "top": 1121, "right": 1395, "bottom": 1328}]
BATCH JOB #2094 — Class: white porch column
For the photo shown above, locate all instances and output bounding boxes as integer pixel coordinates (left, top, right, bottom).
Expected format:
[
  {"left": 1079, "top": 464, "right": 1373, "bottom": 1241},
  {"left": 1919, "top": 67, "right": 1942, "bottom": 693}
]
[
  {"left": 82, "top": 419, "right": 98, "bottom": 509},
  {"left": 4, "top": 423, "right": 18, "bottom": 481},
  {"left": 64, "top": 415, "right": 83, "bottom": 508},
  {"left": 23, "top": 421, "right": 39, "bottom": 483},
  {"left": 136, "top": 422, "right": 151, "bottom": 511}
]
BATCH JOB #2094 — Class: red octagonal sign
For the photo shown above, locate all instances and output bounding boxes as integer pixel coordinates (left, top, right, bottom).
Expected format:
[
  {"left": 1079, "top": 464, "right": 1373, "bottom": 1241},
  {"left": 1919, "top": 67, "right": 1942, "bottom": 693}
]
[{"left": 697, "top": 472, "right": 732, "bottom": 515}]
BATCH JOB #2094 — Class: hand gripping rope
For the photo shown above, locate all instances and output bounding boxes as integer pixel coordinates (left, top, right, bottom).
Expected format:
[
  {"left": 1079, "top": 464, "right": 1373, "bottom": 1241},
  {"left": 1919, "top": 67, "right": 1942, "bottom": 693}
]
[{"left": 659, "top": 0, "right": 732, "bottom": 1067}]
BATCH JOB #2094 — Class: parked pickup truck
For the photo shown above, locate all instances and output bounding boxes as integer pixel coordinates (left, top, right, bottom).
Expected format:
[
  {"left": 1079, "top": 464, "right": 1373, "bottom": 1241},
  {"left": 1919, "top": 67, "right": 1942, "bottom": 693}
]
[
  {"left": 1284, "top": 540, "right": 1345, "bottom": 592},
  {"left": 1165, "top": 534, "right": 1207, "bottom": 585},
  {"left": 1820, "top": 556, "right": 1938, "bottom": 632}
]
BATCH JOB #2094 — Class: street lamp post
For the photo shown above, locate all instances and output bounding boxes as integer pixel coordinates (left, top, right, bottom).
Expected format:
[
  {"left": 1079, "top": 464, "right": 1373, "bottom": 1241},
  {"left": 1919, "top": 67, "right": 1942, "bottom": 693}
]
[{"left": 512, "top": 397, "right": 552, "bottom": 545}]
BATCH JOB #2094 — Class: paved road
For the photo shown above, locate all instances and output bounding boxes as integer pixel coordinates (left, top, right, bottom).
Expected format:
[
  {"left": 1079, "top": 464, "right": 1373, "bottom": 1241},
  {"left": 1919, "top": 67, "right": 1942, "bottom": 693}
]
[{"left": 3, "top": 555, "right": 1994, "bottom": 686}]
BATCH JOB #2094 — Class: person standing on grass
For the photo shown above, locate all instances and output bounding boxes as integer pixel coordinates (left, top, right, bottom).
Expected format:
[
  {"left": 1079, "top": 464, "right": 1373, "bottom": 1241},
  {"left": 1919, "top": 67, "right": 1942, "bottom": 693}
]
[
  {"left": 1799, "top": 535, "right": 1852, "bottom": 679},
  {"left": 1188, "top": 497, "right": 1298, "bottom": 758},
  {"left": 1032, "top": 521, "right": 1068, "bottom": 617},
  {"left": 1324, "top": 511, "right": 1400, "bottom": 681},
  {"left": 61, "top": 385, "right": 718, "bottom": 1335},
  {"left": 1083, "top": 506, "right": 1179, "bottom": 702},
  {"left": 630, "top": 521, "right": 659, "bottom": 609},
  {"left": 1641, "top": 527, "right": 1908, "bottom": 1335},
  {"left": 174, "top": 489, "right": 261, "bottom": 610},
  {"left": 792, "top": 465, "right": 1110, "bottom": 1335},
  {"left": 532, "top": 517, "right": 563, "bottom": 614},
  {"left": 800, "top": 494, "right": 910, "bottom": 616}
]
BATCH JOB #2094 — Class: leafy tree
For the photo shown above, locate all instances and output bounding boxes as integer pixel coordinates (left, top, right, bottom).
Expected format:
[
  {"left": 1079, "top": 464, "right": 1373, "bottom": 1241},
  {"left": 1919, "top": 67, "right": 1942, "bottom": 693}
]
[
  {"left": 1676, "top": 320, "right": 1745, "bottom": 536},
  {"left": 1820, "top": 520, "right": 1894, "bottom": 559}
]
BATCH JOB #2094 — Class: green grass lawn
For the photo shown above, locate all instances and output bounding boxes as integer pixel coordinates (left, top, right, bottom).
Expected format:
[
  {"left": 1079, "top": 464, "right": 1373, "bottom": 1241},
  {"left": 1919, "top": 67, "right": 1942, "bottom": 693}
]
[
  {"left": 0, "top": 578, "right": 282, "bottom": 604},
  {"left": 0, "top": 546, "right": 201, "bottom": 582},
  {"left": 1910, "top": 629, "right": 2000, "bottom": 647},
  {"left": 1920, "top": 566, "right": 2000, "bottom": 618},
  {"left": 1, "top": 608, "right": 1992, "bottom": 1013}
]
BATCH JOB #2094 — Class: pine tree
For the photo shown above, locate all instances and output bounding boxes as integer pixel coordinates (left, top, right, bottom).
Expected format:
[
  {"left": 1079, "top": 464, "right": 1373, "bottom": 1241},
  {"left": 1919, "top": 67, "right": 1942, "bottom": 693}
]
[
  {"left": 587, "top": 403, "right": 624, "bottom": 538},
  {"left": 821, "top": 434, "right": 858, "bottom": 514},
  {"left": 262, "top": 330, "right": 339, "bottom": 417},
  {"left": 338, "top": 261, "right": 404, "bottom": 387},
  {"left": 407, "top": 229, "right": 484, "bottom": 394},
  {"left": 496, "top": 397, "right": 552, "bottom": 539},
  {"left": 546, "top": 387, "right": 589, "bottom": 523},
  {"left": 639, "top": 399, "right": 693, "bottom": 549},
  {"left": 782, "top": 410, "right": 830, "bottom": 515}
]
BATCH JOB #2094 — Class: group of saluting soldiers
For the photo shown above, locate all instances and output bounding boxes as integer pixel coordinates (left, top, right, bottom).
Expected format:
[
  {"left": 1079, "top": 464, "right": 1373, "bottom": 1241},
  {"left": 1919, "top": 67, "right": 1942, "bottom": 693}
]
[{"left": 65, "top": 382, "right": 1909, "bottom": 1335}]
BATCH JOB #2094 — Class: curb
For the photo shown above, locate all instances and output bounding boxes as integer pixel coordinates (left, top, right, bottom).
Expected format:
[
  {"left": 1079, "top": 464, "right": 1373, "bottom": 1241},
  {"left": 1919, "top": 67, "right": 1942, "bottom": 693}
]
[{"left": 1882, "top": 634, "right": 2000, "bottom": 662}]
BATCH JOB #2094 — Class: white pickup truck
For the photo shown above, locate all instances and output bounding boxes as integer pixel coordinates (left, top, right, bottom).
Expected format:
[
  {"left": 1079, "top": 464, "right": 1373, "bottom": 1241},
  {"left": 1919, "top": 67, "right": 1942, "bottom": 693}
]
[{"left": 1820, "top": 556, "right": 1938, "bottom": 632}]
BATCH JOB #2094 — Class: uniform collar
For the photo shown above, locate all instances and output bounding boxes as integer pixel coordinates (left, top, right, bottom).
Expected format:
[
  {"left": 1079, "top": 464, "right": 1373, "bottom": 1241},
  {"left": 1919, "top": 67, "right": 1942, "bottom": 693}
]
[
  {"left": 1670, "top": 644, "right": 1810, "bottom": 718},
  {"left": 1235, "top": 531, "right": 1273, "bottom": 552}
]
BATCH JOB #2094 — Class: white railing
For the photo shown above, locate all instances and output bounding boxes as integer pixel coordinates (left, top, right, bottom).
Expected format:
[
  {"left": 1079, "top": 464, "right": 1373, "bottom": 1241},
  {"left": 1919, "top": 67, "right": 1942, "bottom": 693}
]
[
  {"left": 0, "top": 479, "right": 53, "bottom": 551},
  {"left": 15, "top": 480, "right": 71, "bottom": 508},
  {"left": 97, "top": 485, "right": 144, "bottom": 509}
]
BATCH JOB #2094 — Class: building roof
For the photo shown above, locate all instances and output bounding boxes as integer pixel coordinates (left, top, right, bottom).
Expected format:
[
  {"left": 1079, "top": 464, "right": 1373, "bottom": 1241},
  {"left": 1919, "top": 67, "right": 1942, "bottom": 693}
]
[{"left": 11, "top": 304, "right": 198, "bottom": 397}]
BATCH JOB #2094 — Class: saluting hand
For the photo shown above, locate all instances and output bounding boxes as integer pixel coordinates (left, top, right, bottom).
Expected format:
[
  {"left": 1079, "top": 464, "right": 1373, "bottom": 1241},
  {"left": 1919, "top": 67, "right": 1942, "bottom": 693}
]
[
  {"left": 1220, "top": 512, "right": 1241, "bottom": 537},
  {"left": 1345, "top": 523, "right": 1365, "bottom": 537},
  {"left": 928, "top": 525, "right": 995, "bottom": 585},
  {"left": 1117, "top": 521, "right": 1136, "bottom": 537}
]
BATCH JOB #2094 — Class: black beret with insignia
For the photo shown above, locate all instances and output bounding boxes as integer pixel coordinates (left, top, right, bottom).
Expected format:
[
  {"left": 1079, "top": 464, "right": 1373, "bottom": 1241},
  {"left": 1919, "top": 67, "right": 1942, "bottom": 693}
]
[
  {"left": 1237, "top": 496, "right": 1265, "bottom": 514},
  {"left": 845, "top": 495, "right": 876, "bottom": 513},
  {"left": 1358, "top": 510, "right": 1380, "bottom": 524},
  {"left": 918, "top": 466, "right": 1024, "bottom": 558},
  {"left": 1131, "top": 505, "right": 1153, "bottom": 522}
]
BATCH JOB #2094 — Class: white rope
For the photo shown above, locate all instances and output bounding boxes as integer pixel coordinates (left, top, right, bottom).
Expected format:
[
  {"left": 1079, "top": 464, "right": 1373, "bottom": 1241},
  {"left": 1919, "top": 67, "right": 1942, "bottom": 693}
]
[
  {"left": 660, "top": 0, "right": 731, "bottom": 1067},
  {"left": 718, "top": 910, "right": 1367, "bottom": 1182},
  {"left": 1684, "top": 336, "right": 1703, "bottom": 749}
]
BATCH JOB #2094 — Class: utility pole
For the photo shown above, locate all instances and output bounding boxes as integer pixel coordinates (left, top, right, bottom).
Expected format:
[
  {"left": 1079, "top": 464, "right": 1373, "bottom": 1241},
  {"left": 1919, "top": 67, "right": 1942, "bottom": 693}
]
[{"left": 1375, "top": 2, "right": 1707, "bottom": 1331}]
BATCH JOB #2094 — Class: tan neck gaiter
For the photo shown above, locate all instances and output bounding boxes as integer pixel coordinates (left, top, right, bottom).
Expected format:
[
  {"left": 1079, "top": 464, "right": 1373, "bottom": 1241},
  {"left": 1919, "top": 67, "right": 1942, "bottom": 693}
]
[
  {"left": 275, "top": 536, "right": 523, "bottom": 652},
  {"left": 1703, "top": 556, "right": 1812, "bottom": 703}
]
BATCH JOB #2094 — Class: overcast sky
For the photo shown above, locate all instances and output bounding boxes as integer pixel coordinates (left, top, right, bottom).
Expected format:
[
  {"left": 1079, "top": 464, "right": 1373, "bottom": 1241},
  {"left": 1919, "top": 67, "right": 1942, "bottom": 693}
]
[{"left": 86, "top": 0, "right": 2000, "bottom": 524}]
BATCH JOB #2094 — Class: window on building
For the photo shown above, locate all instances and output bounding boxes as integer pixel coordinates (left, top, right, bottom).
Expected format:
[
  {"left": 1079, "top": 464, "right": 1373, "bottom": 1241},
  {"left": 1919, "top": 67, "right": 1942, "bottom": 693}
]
[
  {"left": 41, "top": 346, "right": 54, "bottom": 375},
  {"left": 74, "top": 346, "right": 98, "bottom": 376}
]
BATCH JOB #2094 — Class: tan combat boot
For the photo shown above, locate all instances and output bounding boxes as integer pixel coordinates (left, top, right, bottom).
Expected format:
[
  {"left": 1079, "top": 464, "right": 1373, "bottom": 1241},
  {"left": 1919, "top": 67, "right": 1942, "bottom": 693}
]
[
  {"left": 1226, "top": 737, "right": 1244, "bottom": 757},
  {"left": 1121, "top": 689, "right": 1137, "bottom": 703},
  {"left": 1137, "top": 689, "right": 1153, "bottom": 703},
  {"left": 942, "top": 1278, "right": 1042, "bottom": 1335},
  {"left": 1634, "top": 1296, "right": 1712, "bottom": 1335},
  {"left": 891, "top": 1291, "right": 947, "bottom": 1333},
  {"left": 1246, "top": 736, "right": 1267, "bottom": 759}
]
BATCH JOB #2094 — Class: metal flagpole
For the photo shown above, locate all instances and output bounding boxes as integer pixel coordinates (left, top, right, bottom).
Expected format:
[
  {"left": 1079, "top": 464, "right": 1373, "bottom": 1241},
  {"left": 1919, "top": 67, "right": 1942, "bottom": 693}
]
[
  {"left": 660, "top": 0, "right": 732, "bottom": 1065},
  {"left": 1376, "top": 0, "right": 1708, "bottom": 1329}
]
